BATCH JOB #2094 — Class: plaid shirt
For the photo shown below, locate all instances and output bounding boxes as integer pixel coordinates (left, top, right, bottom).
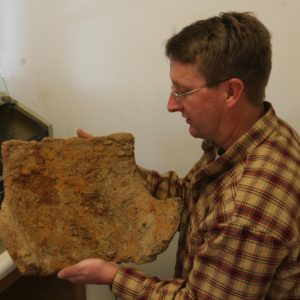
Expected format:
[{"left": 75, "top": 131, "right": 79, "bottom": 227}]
[{"left": 112, "top": 102, "right": 300, "bottom": 299}]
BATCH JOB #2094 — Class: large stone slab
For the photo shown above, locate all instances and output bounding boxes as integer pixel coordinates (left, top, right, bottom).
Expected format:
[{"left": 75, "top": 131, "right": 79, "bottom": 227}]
[{"left": 0, "top": 133, "right": 181, "bottom": 276}]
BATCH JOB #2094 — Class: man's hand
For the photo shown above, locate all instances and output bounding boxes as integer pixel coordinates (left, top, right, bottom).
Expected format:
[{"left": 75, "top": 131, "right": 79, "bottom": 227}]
[
  {"left": 77, "top": 128, "right": 94, "bottom": 138},
  {"left": 57, "top": 258, "right": 120, "bottom": 285}
]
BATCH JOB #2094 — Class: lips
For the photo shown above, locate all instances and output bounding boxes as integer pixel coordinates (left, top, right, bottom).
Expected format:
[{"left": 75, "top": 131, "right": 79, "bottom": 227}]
[{"left": 182, "top": 113, "right": 191, "bottom": 124}]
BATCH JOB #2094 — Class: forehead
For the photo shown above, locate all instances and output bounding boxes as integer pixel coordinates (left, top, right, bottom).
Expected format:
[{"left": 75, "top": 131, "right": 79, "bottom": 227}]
[{"left": 170, "top": 60, "right": 204, "bottom": 85}]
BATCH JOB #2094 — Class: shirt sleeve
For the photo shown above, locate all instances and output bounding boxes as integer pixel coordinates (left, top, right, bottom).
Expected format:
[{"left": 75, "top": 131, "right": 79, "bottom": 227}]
[
  {"left": 111, "top": 223, "right": 289, "bottom": 300},
  {"left": 111, "top": 267, "right": 187, "bottom": 300},
  {"left": 137, "top": 166, "right": 186, "bottom": 200}
]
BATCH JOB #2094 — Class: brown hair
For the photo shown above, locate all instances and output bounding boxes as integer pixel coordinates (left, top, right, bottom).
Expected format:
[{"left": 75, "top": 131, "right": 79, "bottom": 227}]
[{"left": 165, "top": 12, "right": 272, "bottom": 105}]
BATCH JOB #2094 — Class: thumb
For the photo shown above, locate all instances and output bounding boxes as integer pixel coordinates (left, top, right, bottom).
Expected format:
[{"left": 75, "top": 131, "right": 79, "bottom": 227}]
[{"left": 77, "top": 128, "right": 94, "bottom": 138}]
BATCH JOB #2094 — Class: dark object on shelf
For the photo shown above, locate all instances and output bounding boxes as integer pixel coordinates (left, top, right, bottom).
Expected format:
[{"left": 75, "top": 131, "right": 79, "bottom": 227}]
[{"left": 0, "top": 95, "right": 52, "bottom": 203}]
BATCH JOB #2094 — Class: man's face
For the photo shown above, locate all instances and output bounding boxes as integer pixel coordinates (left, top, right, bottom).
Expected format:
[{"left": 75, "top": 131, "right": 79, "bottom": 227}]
[{"left": 168, "top": 60, "right": 227, "bottom": 141}]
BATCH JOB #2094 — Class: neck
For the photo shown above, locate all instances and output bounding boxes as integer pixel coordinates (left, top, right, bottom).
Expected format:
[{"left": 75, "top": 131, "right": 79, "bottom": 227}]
[{"left": 217, "top": 101, "right": 265, "bottom": 150}]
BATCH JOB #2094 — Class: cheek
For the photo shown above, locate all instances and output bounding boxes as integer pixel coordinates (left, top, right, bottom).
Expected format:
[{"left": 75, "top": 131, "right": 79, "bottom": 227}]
[
  {"left": 190, "top": 101, "right": 213, "bottom": 120},
  {"left": 185, "top": 91, "right": 224, "bottom": 123},
  {"left": 198, "top": 93, "right": 224, "bottom": 119},
  {"left": 191, "top": 101, "right": 222, "bottom": 131}
]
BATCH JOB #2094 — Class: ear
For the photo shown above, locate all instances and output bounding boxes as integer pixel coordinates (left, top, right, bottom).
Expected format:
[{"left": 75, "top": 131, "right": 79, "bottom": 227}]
[{"left": 224, "top": 78, "right": 244, "bottom": 108}]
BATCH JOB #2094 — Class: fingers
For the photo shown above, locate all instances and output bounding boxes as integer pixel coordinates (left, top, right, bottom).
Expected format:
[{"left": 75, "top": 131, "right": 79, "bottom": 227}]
[
  {"left": 57, "top": 258, "right": 119, "bottom": 285},
  {"left": 57, "top": 271, "right": 79, "bottom": 282},
  {"left": 77, "top": 128, "right": 94, "bottom": 138},
  {"left": 58, "top": 274, "right": 85, "bottom": 284},
  {"left": 57, "top": 261, "right": 85, "bottom": 279},
  {"left": 57, "top": 265, "right": 77, "bottom": 280},
  {"left": 57, "top": 259, "right": 101, "bottom": 284}
]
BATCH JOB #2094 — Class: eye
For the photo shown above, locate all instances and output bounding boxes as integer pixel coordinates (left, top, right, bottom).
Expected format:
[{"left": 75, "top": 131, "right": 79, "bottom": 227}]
[
  {"left": 179, "top": 88, "right": 190, "bottom": 94},
  {"left": 172, "top": 84, "right": 189, "bottom": 94}
]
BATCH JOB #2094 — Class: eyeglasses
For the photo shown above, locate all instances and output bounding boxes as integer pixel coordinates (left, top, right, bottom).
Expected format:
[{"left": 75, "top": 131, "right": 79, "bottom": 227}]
[{"left": 171, "top": 79, "right": 229, "bottom": 103}]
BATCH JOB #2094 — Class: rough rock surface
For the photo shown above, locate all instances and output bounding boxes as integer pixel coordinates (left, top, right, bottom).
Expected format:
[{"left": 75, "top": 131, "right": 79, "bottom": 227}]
[{"left": 0, "top": 133, "right": 181, "bottom": 276}]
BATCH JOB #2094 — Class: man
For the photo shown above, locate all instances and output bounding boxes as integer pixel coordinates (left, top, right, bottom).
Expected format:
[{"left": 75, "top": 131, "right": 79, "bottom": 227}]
[{"left": 58, "top": 12, "right": 300, "bottom": 299}]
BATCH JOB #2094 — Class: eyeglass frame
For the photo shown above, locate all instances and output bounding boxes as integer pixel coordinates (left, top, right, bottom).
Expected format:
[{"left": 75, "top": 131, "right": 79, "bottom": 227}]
[{"left": 170, "top": 78, "right": 230, "bottom": 103}]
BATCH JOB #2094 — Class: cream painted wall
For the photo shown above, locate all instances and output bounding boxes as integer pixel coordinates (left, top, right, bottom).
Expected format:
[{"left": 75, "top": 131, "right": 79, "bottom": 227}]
[{"left": 0, "top": 1, "right": 299, "bottom": 299}]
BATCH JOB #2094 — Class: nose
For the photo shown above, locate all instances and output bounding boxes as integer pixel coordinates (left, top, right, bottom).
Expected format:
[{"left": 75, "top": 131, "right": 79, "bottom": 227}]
[{"left": 167, "top": 93, "right": 182, "bottom": 112}]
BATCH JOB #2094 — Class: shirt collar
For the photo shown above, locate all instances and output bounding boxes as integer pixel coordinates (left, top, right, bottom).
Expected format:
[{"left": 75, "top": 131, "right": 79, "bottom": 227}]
[{"left": 193, "top": 101, "right": 279, "bottom": 182}]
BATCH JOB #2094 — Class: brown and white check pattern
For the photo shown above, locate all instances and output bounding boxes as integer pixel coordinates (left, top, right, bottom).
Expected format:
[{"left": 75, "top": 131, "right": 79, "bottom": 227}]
[{"left": 112, "top": 102, "right": 300, "bottom": 299}]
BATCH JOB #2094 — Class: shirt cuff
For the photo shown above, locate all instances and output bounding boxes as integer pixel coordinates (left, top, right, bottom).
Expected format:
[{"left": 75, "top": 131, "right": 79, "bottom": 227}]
[{"left": 111, "top": 266, "right": 146, "bottom": 299}]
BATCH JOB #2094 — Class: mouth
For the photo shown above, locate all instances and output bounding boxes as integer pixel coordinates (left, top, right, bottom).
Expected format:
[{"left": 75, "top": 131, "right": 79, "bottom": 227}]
[{"left": 182, "top": 113, "right": 191, "bottom": 125}]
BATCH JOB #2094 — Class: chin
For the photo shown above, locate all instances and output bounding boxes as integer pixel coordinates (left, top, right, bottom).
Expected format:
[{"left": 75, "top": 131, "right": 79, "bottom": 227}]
[{"left": 189, "top": 128, "right": 203, "bottom": 139}]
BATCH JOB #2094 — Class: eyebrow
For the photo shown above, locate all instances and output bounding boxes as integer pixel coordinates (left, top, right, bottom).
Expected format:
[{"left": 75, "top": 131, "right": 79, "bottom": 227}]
[{"left": 171, "top": 80, "right": 189, "bottom": 89}]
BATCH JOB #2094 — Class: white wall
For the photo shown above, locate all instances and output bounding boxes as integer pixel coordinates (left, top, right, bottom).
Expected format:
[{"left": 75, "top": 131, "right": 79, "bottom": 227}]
[{"left": 0, "top": 1, "right": 299, "bottom": 299}]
